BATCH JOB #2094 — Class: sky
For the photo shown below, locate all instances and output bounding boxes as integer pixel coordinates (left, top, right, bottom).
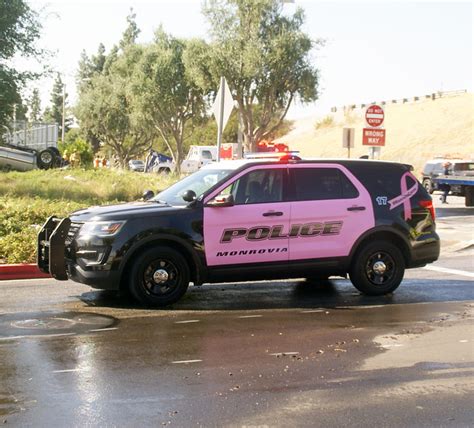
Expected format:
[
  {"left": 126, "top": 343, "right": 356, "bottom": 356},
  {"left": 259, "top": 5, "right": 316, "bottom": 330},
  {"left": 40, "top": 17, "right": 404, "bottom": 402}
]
[{"left": 24, "top": 0, "right": 473, "bottom": 119}]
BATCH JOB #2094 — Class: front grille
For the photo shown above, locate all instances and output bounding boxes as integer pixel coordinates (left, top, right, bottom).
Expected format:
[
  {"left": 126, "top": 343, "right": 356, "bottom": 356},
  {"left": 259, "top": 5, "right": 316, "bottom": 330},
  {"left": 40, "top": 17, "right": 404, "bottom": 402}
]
[{"left": 66, "top": 222, "right": 83, "bottom": 244}]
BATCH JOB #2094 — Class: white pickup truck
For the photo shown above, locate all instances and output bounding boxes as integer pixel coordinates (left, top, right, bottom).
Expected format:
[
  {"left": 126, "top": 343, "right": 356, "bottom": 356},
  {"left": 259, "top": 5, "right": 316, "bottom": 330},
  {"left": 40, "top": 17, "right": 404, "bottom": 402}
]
[{"left": 153, "top": 145, "right": 218, "bottom": 174}]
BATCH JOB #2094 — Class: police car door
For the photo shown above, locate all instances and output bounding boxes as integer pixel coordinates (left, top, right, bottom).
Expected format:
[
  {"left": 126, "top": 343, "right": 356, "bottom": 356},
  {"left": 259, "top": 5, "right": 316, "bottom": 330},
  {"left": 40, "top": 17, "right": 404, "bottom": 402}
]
[
  {"left": 288, "top": 164, "right": 374, "bottom": 261},
  {"left": 203, "top": 165, "right": 290, "bottom": 267}
]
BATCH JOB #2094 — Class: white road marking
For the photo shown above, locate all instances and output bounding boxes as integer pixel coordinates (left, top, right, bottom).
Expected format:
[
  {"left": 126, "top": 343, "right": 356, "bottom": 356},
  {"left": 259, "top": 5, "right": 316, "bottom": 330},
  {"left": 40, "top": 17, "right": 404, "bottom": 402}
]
[
  {"left": 52, "top": 368, "right": 85, "bottom": 373},
  {"left": 335, "top": 305, "right": 385, "bottom": 310},
  {"left": 238, "top": 315, "right": 263, "bottom": 319},
  {"left": 175, "top": 320, "right": 200, "bottom": 324},
  {"left": 423, "top": 265, "right": 474, "bottom": 278},
  {"left": 171, "top": 359, "right": 202, "bottom": 364},
  {"left": 89, "top": 327, "right": 118, "bottom": 332},
  {"left": 270, "top": 352, "right": 300, "bottom": 357},
  {"left": 300, "top": 309, "right": 324, "bottom": 313}
]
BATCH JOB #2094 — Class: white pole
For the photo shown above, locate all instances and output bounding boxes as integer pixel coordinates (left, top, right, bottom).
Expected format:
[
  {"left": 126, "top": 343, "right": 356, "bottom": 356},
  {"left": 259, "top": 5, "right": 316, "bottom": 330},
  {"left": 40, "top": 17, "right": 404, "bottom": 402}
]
[
  {"left": 216, "top": 76, "right": 225, "bottom": 162},
  {"left": 61, "top": 83, "right": 66, "bottom": 143}
]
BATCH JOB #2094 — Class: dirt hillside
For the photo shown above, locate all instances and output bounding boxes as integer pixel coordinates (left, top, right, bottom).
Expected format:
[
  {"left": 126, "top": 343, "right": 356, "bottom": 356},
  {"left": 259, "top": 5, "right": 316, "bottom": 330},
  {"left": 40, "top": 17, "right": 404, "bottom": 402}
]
[{"left": 278, "top": 92, "right": 474, "bottom": 174}]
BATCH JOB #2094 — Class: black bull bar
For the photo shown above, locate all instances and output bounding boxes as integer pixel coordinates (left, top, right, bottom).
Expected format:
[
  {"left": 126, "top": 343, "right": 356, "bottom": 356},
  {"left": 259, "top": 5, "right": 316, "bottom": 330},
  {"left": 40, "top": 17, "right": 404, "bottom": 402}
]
[{"left": 37, "top": 216, "right": 71, "bottom": 280}]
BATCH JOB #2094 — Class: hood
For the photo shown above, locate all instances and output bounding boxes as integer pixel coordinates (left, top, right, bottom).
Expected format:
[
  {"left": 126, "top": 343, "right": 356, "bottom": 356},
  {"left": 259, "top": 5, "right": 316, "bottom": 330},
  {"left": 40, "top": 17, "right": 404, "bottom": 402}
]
[{"left": 70, "top": 201, "right": 181, "bottom": 222}]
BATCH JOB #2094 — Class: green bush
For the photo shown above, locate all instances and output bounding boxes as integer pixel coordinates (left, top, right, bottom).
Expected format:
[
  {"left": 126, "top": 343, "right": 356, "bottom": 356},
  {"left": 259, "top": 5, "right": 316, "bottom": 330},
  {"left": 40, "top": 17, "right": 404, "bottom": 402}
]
[
  {"left": 58, "top": 133, "right": 94, "bottom": 167},
  {"left": 0, "top": 169, "right": 178, "bottom": 263}
]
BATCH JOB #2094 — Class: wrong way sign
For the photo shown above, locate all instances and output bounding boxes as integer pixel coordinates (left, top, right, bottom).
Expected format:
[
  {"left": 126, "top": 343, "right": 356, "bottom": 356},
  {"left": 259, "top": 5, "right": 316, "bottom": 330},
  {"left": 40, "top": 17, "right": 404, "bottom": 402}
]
[
  {"left": 365, "top": 105, "right": 384, "bottom": 127},
  {"left": 362, "top": 128, "right": 386, "bottom": 146}
]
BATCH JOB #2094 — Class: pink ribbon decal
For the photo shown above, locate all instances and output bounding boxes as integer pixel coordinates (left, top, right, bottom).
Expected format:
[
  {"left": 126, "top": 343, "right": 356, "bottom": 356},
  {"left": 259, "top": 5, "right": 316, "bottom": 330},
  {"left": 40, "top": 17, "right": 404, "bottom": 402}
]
[{"left": 388, "top": 172, "right": 419, "bottom": 220}]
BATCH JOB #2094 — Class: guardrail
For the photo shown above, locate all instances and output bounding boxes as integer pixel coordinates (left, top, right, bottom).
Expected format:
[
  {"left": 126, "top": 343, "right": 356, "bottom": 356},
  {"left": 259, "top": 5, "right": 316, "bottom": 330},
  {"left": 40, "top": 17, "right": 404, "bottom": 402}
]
[{"left": 331, "top": 89, "right": 468, "bottom": 113}]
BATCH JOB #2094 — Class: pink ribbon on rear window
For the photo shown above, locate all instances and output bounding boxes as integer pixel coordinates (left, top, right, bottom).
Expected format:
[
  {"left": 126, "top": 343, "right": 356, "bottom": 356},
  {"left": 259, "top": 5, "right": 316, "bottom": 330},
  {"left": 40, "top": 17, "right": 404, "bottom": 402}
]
[{"left": 388, "top": 172, "right": 419, "bottom": 220}]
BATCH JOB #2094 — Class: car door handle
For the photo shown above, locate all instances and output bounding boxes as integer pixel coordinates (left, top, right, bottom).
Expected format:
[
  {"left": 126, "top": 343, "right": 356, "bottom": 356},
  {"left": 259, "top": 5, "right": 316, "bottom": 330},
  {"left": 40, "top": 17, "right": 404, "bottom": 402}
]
[
  {"left": 347, "top": 206, "right": 366, "bottom": 211},
  {"left": 262, "top": 211, "right": 284, "bottom": 217}
]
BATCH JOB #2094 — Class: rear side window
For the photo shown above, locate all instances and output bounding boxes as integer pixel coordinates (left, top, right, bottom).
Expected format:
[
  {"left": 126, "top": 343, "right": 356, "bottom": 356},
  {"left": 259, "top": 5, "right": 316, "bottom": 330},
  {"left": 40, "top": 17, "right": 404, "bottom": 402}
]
[{"left": 291, "top": 168, "right": 359, "bottom": 201}]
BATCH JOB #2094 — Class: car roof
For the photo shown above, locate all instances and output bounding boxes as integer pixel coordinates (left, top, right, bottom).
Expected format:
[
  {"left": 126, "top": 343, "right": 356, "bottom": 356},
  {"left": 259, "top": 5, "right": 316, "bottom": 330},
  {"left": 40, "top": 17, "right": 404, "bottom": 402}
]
[{"left": 201, "top": 157, "right": 413, "bottom": 171}]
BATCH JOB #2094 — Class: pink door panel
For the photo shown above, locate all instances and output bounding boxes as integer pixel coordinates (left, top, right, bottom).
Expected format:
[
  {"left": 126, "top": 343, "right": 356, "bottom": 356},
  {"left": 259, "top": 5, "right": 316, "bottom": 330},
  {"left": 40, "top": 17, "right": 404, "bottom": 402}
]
[
  {"left": 289, "top": 164, "right": 374, "bottom": 261},
  {"left": 204, "top": 165, "right": 290, "bottom": 267}
]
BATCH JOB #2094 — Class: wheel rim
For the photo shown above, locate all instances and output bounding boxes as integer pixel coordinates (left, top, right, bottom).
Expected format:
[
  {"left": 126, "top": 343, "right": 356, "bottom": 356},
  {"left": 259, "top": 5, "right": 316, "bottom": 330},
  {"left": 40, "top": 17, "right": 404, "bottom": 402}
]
[
  {"left": 423, "top": 180, "right": 431, "bottom": 191},
  {"left": 40, "top": 152, "right": 53, "bottom": 164},
  {"left": 365, "top": 251, "right": 396, "bottom": 286},
  {"left": 142, "top": 258, "right": 179, "bottom": 296}
]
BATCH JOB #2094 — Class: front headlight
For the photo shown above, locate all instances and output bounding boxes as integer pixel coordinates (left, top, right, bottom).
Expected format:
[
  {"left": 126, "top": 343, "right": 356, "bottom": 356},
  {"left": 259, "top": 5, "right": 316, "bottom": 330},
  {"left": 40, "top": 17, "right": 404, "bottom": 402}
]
[{"left": 78, "top": 220, "right": 126, "bottom": 237}]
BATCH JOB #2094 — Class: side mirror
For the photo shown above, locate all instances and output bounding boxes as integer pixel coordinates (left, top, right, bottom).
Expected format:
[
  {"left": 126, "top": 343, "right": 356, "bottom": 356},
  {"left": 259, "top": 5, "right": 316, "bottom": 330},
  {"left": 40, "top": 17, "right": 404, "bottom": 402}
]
[
  {"left": 142, "top": 190, "right": 155, "bottom": 201},
  {"left": 206, "top": 194, "right": 234, "bottom": 207},
  {"left": 182, "top": 189, "right": 197, "bottom": 202}
]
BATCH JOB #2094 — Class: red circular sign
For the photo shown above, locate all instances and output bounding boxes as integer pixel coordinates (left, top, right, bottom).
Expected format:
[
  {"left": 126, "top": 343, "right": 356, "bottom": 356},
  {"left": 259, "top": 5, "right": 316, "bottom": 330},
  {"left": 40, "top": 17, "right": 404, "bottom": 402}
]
[{"left": 366, "top": 105, "right": 385, "bottom": 127}]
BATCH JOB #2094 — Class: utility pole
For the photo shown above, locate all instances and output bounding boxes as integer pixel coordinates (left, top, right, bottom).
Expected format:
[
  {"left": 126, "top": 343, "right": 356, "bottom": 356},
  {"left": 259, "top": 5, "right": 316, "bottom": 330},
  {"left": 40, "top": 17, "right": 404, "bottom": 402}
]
[{"left": 61, "top": 83, "right": 66, "bottom": 143}]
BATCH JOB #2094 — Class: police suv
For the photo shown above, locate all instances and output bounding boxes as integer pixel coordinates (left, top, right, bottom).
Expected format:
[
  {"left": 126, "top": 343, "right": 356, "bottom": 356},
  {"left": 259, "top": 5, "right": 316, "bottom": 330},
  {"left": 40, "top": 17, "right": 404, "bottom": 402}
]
[{"left": 38, "top": 155, "right": 440, "bottom": 307}]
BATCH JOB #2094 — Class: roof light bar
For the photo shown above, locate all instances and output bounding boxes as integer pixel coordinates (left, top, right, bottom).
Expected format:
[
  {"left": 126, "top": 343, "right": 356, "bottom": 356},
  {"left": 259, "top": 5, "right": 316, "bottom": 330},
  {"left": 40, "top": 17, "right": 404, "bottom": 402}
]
[{"left": 244, "top": 151, "right": 301, "bottom": 161}]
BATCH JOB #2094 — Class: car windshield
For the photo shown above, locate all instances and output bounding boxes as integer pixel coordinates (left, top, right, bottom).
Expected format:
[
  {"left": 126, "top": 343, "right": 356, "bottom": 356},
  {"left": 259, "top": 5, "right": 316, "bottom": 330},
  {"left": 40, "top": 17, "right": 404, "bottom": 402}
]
[{"left": 152, "top": 168, "right": 232, "bottom": 206}]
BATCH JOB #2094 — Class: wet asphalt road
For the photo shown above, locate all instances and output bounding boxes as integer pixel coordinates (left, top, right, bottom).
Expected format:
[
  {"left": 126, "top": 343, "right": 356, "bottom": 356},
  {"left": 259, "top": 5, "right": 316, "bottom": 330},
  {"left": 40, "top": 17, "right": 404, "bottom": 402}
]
[{"left": 0, "top": 198, "right": 473, "bottom": 427}]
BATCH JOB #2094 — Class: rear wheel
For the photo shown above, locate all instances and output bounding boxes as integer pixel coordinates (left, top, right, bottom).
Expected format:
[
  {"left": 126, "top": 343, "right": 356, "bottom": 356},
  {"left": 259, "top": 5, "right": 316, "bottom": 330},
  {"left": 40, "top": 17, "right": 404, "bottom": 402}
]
[
  {"left": 129, "top": 246, "right": 190, "bottom": 307},
  {"left": 349, "top": 241, "right": 405, "bottom": 295},
  {"left": 422, "top": 178, "right": 433, "bottom": 194}
]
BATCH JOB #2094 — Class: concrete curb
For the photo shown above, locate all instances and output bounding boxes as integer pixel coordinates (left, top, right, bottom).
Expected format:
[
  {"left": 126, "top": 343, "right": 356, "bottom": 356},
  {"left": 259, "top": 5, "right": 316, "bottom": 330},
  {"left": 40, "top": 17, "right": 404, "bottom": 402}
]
[{"left": 0, "top": 264, "right": 51, "bottom": 281}]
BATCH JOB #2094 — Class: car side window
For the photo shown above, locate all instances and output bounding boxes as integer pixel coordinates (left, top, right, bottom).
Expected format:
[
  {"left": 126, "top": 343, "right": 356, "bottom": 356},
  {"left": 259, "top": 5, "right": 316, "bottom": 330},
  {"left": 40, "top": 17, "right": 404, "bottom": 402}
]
[
  {"left": 201, "top": 150, "right": 213, "bottom": 160},
  {"left": 226, "top": 169, "right": 284, "bottom": 205},
  {"left": 291, "top": 168, "right": 359, "bottom": 201}
]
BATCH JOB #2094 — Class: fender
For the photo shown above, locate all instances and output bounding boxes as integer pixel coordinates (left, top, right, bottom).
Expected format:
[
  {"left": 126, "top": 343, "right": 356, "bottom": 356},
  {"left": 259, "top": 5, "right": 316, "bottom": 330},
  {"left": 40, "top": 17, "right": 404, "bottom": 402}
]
[
  {"left": 348, "top": 225, "right": 412, "bottom": 261},
  {"left": 117, "top": 232, "right": 206, "bottom": 285}
]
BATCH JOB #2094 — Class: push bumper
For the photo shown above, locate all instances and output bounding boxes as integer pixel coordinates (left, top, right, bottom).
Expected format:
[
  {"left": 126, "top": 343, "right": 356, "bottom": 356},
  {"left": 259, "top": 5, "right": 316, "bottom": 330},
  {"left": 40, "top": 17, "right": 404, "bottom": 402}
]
[{"left": 37, "top": 216, "right": 71, "bottom": 280}]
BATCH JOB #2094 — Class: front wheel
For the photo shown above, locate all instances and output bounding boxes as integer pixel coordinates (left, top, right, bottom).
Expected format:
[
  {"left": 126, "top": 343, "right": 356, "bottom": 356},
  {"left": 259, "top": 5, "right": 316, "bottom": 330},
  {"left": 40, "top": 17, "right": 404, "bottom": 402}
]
[
  {"left": 349, "top": 241, "right": 405, "bottom": 295},
  {"left": 129, "top": 246, "right": 190, "bottom": 307},
  {"left": 37, "top": 148, "right": 55, "bottom": 169}
]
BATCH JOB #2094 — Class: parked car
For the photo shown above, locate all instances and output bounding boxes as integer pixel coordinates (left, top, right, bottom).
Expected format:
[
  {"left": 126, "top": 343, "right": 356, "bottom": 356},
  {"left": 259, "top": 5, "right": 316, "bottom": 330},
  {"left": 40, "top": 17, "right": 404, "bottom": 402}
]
[
  {"left": 152, "top": 145, "right": 217, "bottom": 174},
  {"left": 128, "top": 159, "right": 145, "bottom": 172},
  {"left": 39, "top": 156, "right": 440, "bottom": 307},
  {"left": 421, "top": 158, "right": 474, "bottom": 194}
]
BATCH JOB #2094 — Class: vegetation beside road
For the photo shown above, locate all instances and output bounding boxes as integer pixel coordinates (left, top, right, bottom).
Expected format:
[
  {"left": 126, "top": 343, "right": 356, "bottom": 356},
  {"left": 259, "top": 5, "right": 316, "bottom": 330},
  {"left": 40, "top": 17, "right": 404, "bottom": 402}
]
[{"left": 0, "top": 169, "right": 176, "bottom": 264}]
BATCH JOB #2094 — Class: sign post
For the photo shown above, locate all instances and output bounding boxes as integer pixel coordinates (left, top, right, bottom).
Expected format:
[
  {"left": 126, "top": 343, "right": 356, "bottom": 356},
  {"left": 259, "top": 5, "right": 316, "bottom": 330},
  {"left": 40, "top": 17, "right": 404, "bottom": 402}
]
[
  {"left": 342, "top": 127, "right": 355, "bottom": 158},
  {"left": 363, "top": 104, "right": 385, "bottom": 159},
  {"left": 212, "top": 77, "right": 234, "bottom": 161}
]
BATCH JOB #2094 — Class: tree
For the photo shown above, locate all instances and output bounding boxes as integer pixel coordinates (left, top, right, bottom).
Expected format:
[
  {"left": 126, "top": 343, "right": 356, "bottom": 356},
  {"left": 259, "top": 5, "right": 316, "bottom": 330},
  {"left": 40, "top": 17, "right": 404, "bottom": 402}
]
[
  {"left": 0, "top": 0, "right": 43, "bottom": 132},
  {"left": 77, "top": 44, "right": 107, "bottom": 151},
  {"left": 132, "top": 30, "right": 208, "bottom": 172},
  {"left": 120, "top": 8, "right": 140, "bottom": 50},
  {"left": 28, "top": 88, "right": 41, "bottom": 122},
  {"left": 188, "top": 0, "right": 320, "bottom": 152},
  {"left": 75, "top": 45, "right": 154, "bottom": 168},
  {"left": 44, "top": 73, "right": 72, "bottom": 137}
]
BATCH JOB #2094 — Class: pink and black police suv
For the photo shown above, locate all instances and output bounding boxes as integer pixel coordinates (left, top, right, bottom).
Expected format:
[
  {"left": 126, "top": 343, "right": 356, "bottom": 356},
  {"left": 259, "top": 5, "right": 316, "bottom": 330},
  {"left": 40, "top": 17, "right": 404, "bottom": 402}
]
[{"left": 38, "top": 156, "right": 440, "bottom": 307}]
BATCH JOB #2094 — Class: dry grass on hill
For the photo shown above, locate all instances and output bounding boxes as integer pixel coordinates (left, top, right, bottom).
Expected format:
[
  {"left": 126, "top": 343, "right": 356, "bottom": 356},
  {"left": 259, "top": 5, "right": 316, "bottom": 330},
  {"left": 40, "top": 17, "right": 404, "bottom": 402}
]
[{"left": 278, "top": 93, "right": 474, "bottom": 175}]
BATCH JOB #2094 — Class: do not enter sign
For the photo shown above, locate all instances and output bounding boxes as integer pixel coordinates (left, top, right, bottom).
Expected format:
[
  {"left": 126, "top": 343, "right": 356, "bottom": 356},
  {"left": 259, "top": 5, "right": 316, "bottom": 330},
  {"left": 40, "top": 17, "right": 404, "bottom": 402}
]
[{"left": 366, "top": 105, "right": 384, "bottom": 127}]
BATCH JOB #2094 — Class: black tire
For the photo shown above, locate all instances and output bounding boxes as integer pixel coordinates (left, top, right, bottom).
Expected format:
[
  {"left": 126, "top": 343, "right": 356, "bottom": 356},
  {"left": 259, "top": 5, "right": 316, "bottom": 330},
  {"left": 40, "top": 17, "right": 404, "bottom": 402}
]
[
  {"left": 466, "top": 187, "right": 474, "bottom": 207},
  {"left": 349, "top": 241, "right": 405, "bottom": 295},
  {"left": 422, "top": 178, "right": 433, "bottom": 194},
  {"left": 158, "top": 167, "right": 171, "bottom": 174},
  {"left": 129, "top": 246, "right": 190, "bottom": 307},
  {"left": 37, "top": 148, "right": 55, "bottom": 169}
]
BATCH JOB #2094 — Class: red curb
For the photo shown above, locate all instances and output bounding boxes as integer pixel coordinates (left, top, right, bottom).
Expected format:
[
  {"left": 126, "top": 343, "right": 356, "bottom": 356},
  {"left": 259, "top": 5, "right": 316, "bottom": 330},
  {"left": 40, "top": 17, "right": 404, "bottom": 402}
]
[{"left": 0, "top": 264, "right": 51, "bottom": 281}]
